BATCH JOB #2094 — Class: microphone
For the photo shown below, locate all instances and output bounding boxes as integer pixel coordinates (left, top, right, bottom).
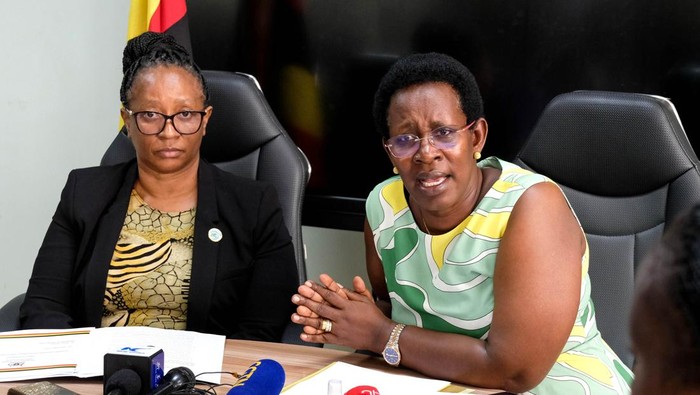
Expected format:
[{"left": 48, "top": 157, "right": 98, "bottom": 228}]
[
  {"left": 344, "top": 385, "right": 381, "bottom": 395},
  {"left": 147, "top": 366, "right": 196, "bottom": 395},
  {"left": 105, "top": 368, "right": 143, "bottom": 395},
  {"left": 227, "top": 359, "right": 285, "bottom": 395},
  {"left": 104, "top": 346, "right": 164, "bottom": 395}
]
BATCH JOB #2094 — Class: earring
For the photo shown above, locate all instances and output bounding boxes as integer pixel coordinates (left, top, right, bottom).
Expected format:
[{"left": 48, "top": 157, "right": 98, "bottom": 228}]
[
  {"left": 393, "top": 167, "right": 399, "bottom": 174},
  {"left": 473, "top": 152, "right": 481, "bottom": 160}
]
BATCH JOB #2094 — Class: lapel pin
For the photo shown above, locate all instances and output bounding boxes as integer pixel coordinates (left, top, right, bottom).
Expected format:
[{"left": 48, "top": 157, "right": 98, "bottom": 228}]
[{"left": 208, "top": 227, "right": 223, "bottom": 242}]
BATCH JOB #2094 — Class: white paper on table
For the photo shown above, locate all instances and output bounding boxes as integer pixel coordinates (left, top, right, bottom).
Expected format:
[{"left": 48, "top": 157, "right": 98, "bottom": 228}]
[
  {"left": 75, "top": 326, "right": 226, "bottom": 383},
  {"left": 281, "top": 361, "right": 450, "bottom": 395},
  {"left": 0, "top": 327, "right": 93, "bottom": 382}
]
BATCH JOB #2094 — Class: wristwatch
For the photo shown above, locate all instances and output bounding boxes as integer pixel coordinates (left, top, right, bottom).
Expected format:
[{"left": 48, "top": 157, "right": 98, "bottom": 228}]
[{"left": 382, "top": 323, "right": 406, "bottom": 366}]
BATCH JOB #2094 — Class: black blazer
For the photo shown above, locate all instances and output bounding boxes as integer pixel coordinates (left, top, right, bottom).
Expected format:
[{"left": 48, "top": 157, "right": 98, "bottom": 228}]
[{"left": 20, "top": 159, "right": 298, "bottom": 341}]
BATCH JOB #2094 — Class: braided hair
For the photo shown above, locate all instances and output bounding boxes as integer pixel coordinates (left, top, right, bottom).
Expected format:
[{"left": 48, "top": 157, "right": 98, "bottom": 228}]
[
  {"left": 120, "top": 31, "right": 209, "bottom": 107},
  {"left": 372, "top": 52, "right": 484, "bottom": 140}
]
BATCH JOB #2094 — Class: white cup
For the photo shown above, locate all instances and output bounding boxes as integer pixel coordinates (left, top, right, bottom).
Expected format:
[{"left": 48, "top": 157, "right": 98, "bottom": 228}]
[{"left": 327, "top": 379, "right": 343, "bottom": 395}]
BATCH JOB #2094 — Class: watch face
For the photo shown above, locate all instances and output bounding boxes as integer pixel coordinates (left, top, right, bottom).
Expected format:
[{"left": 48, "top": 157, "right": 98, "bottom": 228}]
[{"left": 383, "top": 348, "right": 400, "bottom": 365}]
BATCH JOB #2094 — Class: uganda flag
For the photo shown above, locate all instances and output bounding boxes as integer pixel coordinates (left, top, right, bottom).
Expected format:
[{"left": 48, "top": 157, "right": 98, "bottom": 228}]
[{"left": 127, "top": 0, "right": 191, "bottom": 54}]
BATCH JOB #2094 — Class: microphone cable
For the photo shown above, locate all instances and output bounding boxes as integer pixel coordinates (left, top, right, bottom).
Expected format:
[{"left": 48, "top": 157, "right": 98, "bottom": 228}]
[{"left": 164, "top": 370, "right": 243, "bottom": 395}]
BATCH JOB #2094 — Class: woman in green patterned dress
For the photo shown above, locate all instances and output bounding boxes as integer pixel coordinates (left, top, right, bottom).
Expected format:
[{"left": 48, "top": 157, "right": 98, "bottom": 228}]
[{"left": 291, "top": 52, "right": 633, "bottom": 394}]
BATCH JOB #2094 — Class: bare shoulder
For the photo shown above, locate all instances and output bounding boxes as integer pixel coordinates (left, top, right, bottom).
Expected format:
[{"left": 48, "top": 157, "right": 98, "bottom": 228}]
[
  {"left": 516, "top": 180, "right": 572, "bottom": 215},
  {"left": 507, "top": 180, "right": 585, "bottom": 256}
]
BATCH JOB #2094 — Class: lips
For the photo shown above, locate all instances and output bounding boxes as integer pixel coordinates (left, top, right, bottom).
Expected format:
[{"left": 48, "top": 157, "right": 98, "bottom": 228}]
[
  {"left": 420, "top": 177, "right": 446, "bottom": 187},
  {"left": 417, "top": 172, "right": 448, "bottom": 189},
  {"left": 156, "top": 148, "right": 183, "bottom": 158}
]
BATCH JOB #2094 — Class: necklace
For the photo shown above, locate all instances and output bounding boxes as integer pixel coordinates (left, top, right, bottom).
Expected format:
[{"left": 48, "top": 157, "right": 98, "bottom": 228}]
[
  {"left": 418, "top": 206, "right": 432, "bottom": 236},
  {"left": 409, "top": 195, "right": 432, "bottom": 236}
]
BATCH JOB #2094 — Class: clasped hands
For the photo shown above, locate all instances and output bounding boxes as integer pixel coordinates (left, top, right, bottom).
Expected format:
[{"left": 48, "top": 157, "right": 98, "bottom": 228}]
[{"left": 291, "top": 274, "right": 393, "bottom": 351}]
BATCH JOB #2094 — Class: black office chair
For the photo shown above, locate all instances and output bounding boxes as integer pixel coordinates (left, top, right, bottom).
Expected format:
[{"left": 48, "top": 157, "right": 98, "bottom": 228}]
[
  {"left": 101, "top": 70, "right": 313, "bottom": 345},
  {"left": 513, "top": 90, "right": 700, "bottom": 367}
]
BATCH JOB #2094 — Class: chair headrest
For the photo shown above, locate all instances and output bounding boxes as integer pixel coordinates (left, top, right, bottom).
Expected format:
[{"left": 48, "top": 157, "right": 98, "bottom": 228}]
[
  {"left": 201, "top": 70, "right": 283, "bottom": 162},
  {"left": 516, "top": 90, "right": 700, "bottom": 196}
]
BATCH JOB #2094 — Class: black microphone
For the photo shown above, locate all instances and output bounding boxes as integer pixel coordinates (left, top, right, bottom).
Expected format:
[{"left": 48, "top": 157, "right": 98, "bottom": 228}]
[
  {"left": 105, "top": 368, "right": 143, "bottom": 395},
  {"left": 227, "top": 359, "right": 285, "bottom": 395},
  {"left": 147, "top": 366, "right": 196, "bottom": 395},
  {"left": 104, "top": 346, "right": 165, "bottom": 394}
]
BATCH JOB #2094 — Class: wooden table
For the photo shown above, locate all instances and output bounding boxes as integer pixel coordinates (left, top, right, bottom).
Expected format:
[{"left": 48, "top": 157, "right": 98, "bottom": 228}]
[{"left": 0, "top": 340, "right": 504, "bottom": 394}]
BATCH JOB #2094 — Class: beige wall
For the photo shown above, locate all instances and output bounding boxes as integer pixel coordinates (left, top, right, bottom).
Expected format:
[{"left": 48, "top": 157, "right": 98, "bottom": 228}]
[
  {"left": 0, "top": 1, "right": 128, "bottom": 305},
  {"left": 303, "top": 226, "right": 368, "bottom": 287}
]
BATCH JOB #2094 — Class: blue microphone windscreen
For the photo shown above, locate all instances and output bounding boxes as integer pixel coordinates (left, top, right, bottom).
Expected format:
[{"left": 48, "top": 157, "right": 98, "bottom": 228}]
[{"left": 227, "top": 359, "right": 285, "bottom": 395}]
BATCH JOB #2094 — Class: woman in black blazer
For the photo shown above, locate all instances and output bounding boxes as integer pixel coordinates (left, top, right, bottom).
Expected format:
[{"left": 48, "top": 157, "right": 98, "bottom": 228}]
[{"left": 19, "top": 32, "right": 298, "bottom": 342}]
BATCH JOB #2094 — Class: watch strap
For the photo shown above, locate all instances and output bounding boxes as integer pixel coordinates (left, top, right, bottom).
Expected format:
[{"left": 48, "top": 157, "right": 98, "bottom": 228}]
[{"left": 383, "top": 323, "right": 406, "bottom": 366}]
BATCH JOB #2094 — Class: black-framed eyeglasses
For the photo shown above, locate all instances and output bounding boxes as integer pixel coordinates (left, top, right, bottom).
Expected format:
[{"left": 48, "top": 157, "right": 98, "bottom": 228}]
[
  {"left": 384, "top": 120, "right": 476, "bottom": 158},
  {"left": 124, "top": 108, "right": 208, "bottom": 136}
]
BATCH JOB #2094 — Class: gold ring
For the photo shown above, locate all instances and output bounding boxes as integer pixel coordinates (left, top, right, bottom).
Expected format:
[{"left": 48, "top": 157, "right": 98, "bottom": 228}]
[{"left": 320, "top": 318, "right": 332, "bottom": 333}]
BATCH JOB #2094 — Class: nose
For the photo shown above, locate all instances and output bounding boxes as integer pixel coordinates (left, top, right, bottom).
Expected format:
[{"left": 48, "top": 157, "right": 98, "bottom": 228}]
[
  {"left": 414, "top": 136, "right": 440, "bottom": 160},
  {"left": 159, "top": 118, "right": 179, "bottom": 137}
]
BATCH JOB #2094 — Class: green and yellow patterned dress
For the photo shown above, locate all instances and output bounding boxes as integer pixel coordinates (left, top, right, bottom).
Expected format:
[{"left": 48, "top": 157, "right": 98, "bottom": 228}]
[{"left": 366, "top": 157, "right": 633, "bottom": 394}]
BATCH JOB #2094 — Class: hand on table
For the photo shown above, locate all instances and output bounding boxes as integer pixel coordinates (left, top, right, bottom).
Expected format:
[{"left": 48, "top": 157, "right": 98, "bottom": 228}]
[
  {"left": 292, "top": 274, "right": 366, "bottom": 334},
  {"left": 291, "top": 274, "right": 391, "bottom": 350}
]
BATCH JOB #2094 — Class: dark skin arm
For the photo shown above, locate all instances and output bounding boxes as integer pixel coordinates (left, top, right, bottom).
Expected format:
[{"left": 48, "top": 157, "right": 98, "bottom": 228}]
[{"left": 291, "top": 182, "right": 583, "bottom": 393}]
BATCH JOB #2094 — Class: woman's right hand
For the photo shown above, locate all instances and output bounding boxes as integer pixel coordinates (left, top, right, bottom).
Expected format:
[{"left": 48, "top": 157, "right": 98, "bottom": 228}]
[
  {"left": 320, "top": 273, "right": 374, "bottom": 301},
  {"left": 295, "top": 273, "right": 373, "bottom": 315}
]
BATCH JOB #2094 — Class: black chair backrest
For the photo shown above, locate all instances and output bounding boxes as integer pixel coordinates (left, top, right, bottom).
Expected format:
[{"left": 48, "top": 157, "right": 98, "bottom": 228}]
[
  {"left": 101, "top": 70, "right": 311, "bottom": 284},
  {"left": 0, "top": 293, "right": 24, "bottom": 331},
  {"left": 513, "top": 90, "right": 700, "bottom": 367}
]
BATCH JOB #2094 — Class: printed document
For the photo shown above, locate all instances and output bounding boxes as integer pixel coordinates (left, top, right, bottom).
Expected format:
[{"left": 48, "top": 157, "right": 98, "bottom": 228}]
[{"left": 0, "top": 327, "right": 225, "bottom": 383}]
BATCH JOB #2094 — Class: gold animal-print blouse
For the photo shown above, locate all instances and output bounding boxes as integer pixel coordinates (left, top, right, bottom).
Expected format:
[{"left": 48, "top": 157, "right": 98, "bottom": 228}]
[{"left": 102, "top": 189, "right": 195, "bottom": 330}]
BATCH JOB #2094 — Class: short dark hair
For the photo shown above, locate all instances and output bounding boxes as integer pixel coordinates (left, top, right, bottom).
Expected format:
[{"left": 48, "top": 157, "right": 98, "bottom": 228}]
[
  {"left": 671, "top": 205, "right": 700, "bottom": 349},
  {"left": 372, "top": 52, "right": 484, "bottom": 140},
  {"left": 653, "top": 203, "right": 700, "bottom": 384},
  {"left": 120, "top": 31, "right": 209, "bottom": 106}
]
